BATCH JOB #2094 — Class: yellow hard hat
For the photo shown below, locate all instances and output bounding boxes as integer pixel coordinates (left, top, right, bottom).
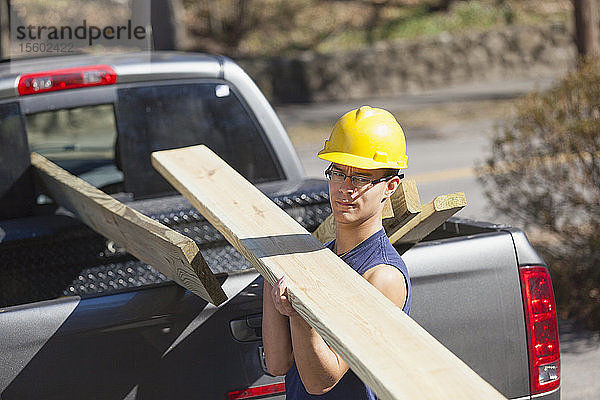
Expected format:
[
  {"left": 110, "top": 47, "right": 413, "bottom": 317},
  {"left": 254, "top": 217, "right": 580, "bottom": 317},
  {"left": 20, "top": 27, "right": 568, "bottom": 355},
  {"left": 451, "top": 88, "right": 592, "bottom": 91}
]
[{"left": 317, "top": 106, "right": 408, "bottom": 170}]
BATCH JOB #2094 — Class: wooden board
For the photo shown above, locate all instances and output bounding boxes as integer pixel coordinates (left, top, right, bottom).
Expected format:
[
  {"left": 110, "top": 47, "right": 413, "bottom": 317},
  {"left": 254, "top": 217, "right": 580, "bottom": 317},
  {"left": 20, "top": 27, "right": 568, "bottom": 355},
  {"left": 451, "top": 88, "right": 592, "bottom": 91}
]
[
  {"left": 31, "top": 152, "right": 227, "bottom": 306},
  {"left": 312, "top": 179, "right": 421, "bottom": 244},
  {"left": 382, "top": 179, "right": 421, "bottom": 235},
  {"left": 389, "top": 192, "right": 466, "bottom": 245},
  {"left": 311, "top": 213, "right": 336, "bottom": 244},
  {"left": 152, "top": 145, "right": 506, "bottom": 400}
]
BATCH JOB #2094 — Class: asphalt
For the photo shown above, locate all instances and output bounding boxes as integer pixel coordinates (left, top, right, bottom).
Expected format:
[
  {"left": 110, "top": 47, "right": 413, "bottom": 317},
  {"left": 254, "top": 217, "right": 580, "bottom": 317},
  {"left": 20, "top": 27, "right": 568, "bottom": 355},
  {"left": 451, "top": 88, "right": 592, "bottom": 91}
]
[{"left": 275, "top": 75, "right": 559, "bottom": 127}]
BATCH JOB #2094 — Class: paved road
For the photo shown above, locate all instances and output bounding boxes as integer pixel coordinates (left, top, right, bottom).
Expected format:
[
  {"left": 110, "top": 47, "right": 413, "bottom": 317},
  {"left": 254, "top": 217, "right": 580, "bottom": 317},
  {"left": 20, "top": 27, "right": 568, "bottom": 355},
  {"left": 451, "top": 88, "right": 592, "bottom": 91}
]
[{"left": 275, "top": 75, "right": 600, "bottom": 400}]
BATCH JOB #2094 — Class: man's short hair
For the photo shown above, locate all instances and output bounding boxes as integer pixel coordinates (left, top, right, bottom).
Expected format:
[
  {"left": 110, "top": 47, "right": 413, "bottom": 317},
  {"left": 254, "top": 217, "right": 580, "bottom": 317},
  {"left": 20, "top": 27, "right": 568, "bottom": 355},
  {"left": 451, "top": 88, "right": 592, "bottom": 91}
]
[{"left": 383, "top": 168, "right": 401, "bottom": 178}]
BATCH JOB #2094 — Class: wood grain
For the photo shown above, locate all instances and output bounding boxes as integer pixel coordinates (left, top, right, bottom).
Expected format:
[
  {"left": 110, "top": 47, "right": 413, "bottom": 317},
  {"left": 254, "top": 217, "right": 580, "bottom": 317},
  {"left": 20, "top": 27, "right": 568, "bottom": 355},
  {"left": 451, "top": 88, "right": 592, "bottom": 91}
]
[
  {"left": 152, "top": 145, "right": 505, "bottom": 400},
  {"left": 382, "top": 179, "right": 421, "bottom": 236},
  {"left": 388, "top": 192, "right": 467, "bottom": 245},
  {"left": 312, "top": 180, "right": 421, "bottom": 244},
  {"left": 311, "top": 213, "right": 336, "bottom": 244},
  {"left": 31, "top": 152, "right": 226, "bottom": 306}
]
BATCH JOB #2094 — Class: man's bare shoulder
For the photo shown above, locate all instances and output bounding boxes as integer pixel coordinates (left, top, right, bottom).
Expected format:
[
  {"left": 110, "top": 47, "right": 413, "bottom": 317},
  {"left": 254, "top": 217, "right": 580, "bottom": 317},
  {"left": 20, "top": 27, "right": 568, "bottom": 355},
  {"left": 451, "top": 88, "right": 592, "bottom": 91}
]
[{"left": 362, "top": 264, "right": 407, "bottom": 308}]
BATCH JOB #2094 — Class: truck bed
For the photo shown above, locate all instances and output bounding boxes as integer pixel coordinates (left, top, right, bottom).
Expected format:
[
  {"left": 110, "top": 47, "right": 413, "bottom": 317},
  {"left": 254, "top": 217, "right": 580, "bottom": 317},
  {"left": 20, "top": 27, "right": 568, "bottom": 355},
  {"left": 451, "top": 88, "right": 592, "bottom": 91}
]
[{"left": 0, "top": 178, "right": 538, "bottom": 399}]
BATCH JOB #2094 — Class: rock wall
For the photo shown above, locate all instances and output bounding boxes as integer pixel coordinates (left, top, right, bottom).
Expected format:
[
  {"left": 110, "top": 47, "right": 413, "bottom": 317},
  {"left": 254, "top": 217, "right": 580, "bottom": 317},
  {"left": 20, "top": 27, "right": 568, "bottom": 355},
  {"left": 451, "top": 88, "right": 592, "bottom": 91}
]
[{"left": 237, "top": 23, "right": 576, "bottom": 104}]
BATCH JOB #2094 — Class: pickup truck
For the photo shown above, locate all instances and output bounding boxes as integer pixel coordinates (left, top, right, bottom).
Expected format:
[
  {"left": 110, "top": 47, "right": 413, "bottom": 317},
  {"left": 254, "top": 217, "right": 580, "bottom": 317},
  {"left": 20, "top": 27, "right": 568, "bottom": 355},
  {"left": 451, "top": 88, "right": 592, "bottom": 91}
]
[{"left": 0, "top": 52, "right": 560, "bottom": 400}]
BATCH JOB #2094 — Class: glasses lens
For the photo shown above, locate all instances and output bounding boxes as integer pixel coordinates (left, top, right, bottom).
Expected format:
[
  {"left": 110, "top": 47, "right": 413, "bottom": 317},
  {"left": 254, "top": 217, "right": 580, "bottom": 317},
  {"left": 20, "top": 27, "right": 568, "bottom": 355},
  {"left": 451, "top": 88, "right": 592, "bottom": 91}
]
[
  {"left": 329, "top": 170, "right": 345, "bottom": 182},
  {"left": 351, "top": 176, "right": 372, "bottom": 186}
]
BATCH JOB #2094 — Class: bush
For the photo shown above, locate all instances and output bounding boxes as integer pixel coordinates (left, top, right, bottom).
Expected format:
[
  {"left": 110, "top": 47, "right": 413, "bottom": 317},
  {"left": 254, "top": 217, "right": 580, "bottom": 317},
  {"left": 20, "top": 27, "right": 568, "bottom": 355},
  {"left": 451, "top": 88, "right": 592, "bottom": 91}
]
[
  {"left": 478, "top": 58, "right": 600, "bottom": 331},
  {"left": 182, "top": 0, "right": 531, "bottom": 57}
]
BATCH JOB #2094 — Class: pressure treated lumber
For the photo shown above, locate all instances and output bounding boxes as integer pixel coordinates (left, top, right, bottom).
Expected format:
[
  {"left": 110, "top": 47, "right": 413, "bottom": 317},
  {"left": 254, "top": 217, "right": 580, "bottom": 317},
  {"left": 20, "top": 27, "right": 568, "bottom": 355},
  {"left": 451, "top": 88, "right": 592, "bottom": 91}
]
[
  {"left": 152, "top": 145, "right": 506, "bottom": 400},
  {"left": 311, "top": 213, "right": 337, "bottom": 243},
  {"left": 382, "top": 179, "right": 421, "bottom": 235},
  {"left": 389, "top": 192, "right": 466, "bottom": 245},
  {"left": 312, "top": 179, "right": 421, "bottom": 244},
  {"left": 30, "top": 153, "right": 226, "bottom": 306}
]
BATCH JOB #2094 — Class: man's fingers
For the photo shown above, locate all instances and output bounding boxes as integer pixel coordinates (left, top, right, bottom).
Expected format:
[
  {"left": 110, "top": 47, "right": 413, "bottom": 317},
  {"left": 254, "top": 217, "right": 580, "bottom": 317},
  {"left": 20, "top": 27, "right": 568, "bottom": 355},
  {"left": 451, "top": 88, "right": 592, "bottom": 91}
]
[
  {"left": 277, "top": 276, "right": 286, "bottom": 296},
  {"left": 270, "top": 276, "right": 297, "bottom": 316}
]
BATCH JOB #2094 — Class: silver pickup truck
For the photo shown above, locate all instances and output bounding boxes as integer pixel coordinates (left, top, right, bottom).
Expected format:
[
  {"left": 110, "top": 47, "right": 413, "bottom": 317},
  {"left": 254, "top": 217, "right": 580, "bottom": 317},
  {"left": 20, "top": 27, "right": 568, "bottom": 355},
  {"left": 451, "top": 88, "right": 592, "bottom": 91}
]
[{"left": 0, "top": 52, "right": 560, "bottom": 400}]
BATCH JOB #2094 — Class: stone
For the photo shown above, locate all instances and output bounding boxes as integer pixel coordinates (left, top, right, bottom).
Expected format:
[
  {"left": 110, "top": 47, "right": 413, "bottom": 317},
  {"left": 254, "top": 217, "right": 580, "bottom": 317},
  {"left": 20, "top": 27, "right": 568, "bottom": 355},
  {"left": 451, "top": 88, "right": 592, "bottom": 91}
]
[
  {"left": 237, "top": 23, "right": 575, "bottom": 104},
  {"left": 481, "top": 31, "right": 506, "bottom": 63},
  {"left": 513, "top": 27, "right": 544, "bottom": 63},
  {"left": 467, "top": 45, "right": 490, "bottom": 76}
]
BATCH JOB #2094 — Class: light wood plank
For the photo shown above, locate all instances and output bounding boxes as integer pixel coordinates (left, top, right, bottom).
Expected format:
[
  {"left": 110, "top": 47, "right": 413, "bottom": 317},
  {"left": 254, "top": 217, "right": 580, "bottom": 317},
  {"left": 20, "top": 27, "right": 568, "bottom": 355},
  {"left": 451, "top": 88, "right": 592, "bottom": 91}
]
[
  {"left": 152, "top": 145, "right": 505, "bottom": 400},
  {"left": 31, "top": 152, "right": 227, "bottom": 306},
  {"left": 381, "top": 195, "right": 395, "bottom": 219},
  {"left": 312, "top": 180, "right": 421, "bottom": 244},
  {"left": 311, "top": 213, "right": 336, "bottom": 243},
  {"left": 389, "top": 192, "right": 467, "bottom": 245},
  {"left": 382, "top": 179, "right": 421, "bottom": 236}
]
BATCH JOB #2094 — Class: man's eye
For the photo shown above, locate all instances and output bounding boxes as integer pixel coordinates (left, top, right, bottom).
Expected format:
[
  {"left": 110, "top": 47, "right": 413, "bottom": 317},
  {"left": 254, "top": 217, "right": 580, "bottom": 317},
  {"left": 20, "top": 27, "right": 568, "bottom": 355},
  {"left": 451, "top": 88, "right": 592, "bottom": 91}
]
[
  {"left": 354, "top": 176, "right": 371, "bottom": 184},
  {"left": 331, "top": 171, "right": 345, "bottom": 178}
]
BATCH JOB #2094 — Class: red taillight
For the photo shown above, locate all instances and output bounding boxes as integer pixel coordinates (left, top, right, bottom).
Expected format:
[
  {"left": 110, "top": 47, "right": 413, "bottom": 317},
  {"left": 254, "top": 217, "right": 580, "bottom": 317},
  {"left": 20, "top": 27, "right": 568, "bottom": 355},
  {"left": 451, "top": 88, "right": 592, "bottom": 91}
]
[
  {"left": 17, "top": 65, "right": 117, "bottom": 96},
  {"left": 228, "top": 382, "right": 285, "bottom": 399},
  {"left": 519, "top": 266, "right": 560, "bottom": 395}
]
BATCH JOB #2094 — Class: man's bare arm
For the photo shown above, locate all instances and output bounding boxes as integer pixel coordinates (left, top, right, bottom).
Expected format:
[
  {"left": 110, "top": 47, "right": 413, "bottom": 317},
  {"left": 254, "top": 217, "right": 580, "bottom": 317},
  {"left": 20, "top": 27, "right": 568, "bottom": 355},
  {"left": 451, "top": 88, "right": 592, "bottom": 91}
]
[
  {"left": 288, "top": 313, "right": 350, "bottom": 395},
  {"left": 272, "top": 277, "right": 350, "bottom": 395},
  {"left": 262, "top": 279, "right": 294, "bottom": 376}
]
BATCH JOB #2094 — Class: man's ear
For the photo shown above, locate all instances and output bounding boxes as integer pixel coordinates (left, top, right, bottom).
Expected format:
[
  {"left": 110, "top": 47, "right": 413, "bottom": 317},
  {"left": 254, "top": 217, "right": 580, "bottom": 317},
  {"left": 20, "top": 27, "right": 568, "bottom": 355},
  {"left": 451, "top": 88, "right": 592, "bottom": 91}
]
[
  {"left": 380, "top": 176, "right": 401, "bottom": 204},
  {"left": 384, "top": 176, "right": 401, "bottom": 197}
]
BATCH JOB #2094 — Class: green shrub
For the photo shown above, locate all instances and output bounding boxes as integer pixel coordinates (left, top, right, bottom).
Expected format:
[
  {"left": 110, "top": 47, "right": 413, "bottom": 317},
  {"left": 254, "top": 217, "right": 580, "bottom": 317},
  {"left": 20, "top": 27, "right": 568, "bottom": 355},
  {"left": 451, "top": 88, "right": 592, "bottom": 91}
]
[
  {"left": 478, "top": 58, "right": 600, "bottom": 331},
  {"left": 182, "top": 0, "right": 565, "bottom": 57}
]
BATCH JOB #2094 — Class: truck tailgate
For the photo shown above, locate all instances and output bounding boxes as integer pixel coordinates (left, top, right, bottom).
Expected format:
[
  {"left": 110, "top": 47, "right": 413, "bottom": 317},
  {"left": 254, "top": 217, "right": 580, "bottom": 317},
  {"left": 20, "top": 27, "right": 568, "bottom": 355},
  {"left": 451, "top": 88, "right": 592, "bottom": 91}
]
[{"left": 403, "top": 230, "right": 530, "bottom": 399}]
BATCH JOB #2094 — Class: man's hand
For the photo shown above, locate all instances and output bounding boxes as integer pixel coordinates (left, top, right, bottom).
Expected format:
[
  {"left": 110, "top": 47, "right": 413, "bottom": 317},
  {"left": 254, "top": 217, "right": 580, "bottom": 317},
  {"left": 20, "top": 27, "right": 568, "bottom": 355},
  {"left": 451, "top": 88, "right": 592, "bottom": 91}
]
[
  {"left": 270, "top": 276, "right": 350, "bottom": 394},
  {"left": 271, "top": 276, "right": 298, "bottom": 317}
]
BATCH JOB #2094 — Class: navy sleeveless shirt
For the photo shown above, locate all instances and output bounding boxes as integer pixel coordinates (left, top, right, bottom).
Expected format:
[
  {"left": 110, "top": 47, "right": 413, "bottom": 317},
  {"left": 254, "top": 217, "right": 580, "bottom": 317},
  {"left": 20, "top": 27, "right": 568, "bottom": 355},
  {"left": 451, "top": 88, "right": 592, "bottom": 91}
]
[{"left": 284, "top": 228, "right": 411, "bottom": 400}]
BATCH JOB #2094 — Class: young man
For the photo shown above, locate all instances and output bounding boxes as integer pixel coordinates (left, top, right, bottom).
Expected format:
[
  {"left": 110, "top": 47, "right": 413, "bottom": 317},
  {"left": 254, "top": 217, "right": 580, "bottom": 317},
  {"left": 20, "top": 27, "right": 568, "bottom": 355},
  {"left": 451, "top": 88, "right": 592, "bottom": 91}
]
[{"left": 262, "top": 106, "right": 411, "bottom": 399}]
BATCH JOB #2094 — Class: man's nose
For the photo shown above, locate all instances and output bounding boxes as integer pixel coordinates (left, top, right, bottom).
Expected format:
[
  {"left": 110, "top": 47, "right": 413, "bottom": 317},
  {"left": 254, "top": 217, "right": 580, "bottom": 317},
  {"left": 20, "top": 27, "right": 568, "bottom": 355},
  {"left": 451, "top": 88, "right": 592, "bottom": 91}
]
[{"left": 339, "top": 176, "right": 355, "bottom": 192}]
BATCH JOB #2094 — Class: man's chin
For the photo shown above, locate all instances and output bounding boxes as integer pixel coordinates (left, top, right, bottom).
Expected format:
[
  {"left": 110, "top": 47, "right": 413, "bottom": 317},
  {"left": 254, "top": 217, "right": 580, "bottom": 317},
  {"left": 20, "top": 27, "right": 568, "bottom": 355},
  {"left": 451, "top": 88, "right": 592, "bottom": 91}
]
[{"left": 333, "top": 209, "right": 360, "bottom": 225}]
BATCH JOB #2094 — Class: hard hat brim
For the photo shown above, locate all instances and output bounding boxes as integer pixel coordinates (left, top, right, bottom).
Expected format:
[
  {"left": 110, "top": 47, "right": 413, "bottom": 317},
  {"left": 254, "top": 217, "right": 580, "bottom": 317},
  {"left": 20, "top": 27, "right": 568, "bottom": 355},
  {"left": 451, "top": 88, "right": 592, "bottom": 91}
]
[{"left": 318, "top": 150, "right": 407, "bottom": 170}]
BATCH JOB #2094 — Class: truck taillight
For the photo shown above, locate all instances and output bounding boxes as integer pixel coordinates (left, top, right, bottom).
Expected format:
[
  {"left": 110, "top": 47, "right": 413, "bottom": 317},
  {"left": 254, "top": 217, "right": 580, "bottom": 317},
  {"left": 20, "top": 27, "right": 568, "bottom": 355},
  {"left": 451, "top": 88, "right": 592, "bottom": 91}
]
[
  {"left": 228, "top": 382, "right": 285, "bottom": 399},
  {"left": 17, "top": 65, "right": 117, "bottom": 96},
  {"left": 519, "top": 265, "right": 560, "bottom": 395}
]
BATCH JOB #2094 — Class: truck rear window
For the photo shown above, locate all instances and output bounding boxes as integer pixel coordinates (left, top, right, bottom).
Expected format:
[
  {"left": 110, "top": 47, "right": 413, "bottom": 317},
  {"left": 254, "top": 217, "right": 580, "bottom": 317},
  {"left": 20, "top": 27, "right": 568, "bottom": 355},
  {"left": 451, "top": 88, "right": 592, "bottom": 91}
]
[
  {"left": 18, "top": 81, "right": 284, "bottom": 200},
  {"left": 26, "top": 104, "right": 121, "bottom": 191},
  {"left": 115, "top": 82, "right": 284, "bottom": 198}
]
